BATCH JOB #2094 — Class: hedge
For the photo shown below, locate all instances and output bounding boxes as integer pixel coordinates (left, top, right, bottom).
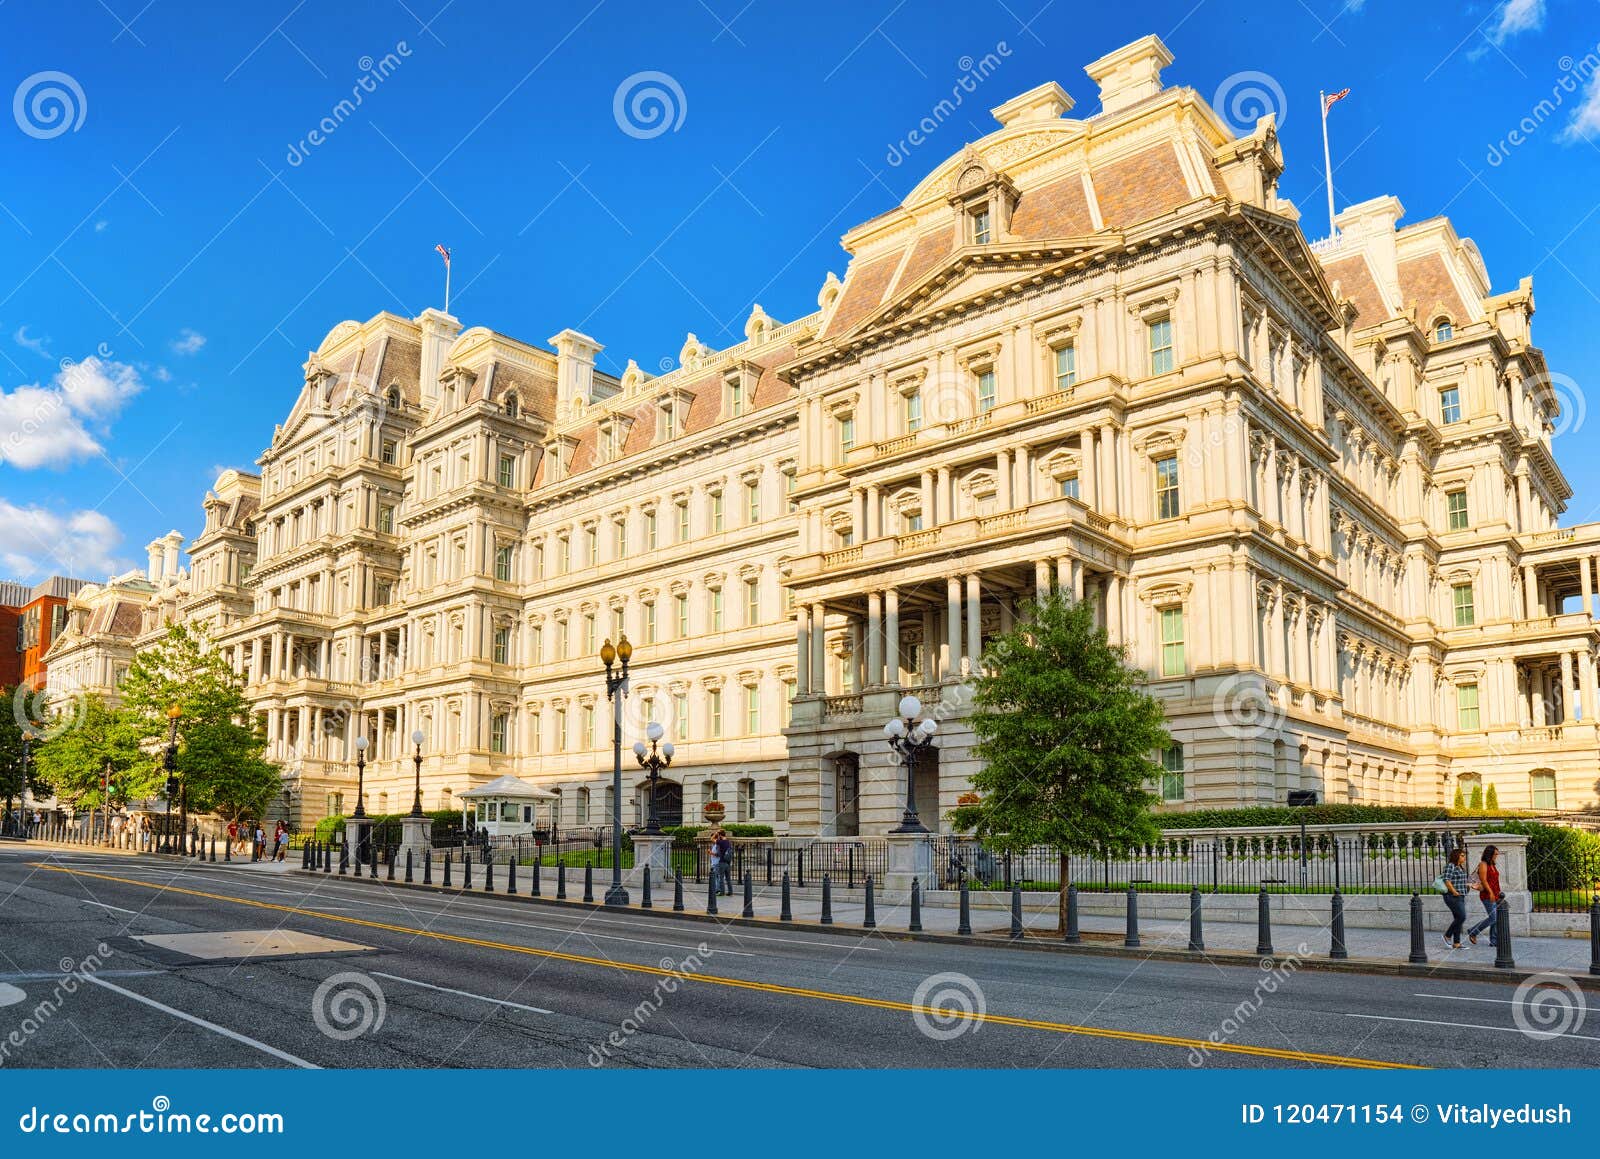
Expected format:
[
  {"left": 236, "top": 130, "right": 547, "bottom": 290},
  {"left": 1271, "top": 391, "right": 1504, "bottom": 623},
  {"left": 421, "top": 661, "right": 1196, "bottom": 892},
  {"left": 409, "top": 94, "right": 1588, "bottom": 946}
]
[
  {"left": 661, "top": 824, "right": 774, "bottom": 845},
  {"left": 1156, "top": 805, "right": 1454, "bottom": 830},
  {"left": 1488, "top": 821, "right": 1600, "bottom": 891},
  {"left": 316, "top": 810, "right": 461, "bottom": 843}
]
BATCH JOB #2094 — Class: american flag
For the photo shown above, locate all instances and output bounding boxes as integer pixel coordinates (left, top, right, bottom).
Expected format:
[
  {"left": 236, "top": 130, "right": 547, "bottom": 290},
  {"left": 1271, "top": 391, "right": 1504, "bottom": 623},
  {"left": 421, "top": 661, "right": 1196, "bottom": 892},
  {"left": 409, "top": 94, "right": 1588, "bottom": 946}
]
[
  {"left": 1322, "top": 88, "right": 1350, "bottom": 116},
  {"left": 435, "top": 243, "right": 451, "bottom": 267}
]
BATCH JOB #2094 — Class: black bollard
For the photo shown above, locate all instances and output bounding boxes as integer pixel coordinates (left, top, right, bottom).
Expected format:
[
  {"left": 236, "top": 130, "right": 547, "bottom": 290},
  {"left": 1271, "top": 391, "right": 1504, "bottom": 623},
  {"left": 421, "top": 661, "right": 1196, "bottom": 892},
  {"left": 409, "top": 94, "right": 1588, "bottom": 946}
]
[
  {"left": 909, "top": 877, "right": 923, "bottom": 932},
  {"left": 780, "top": 872, "right": 792, "bottom": 921},
  {"left": 1124, "top": 885, "right": 1140, "bottom": 948},
  {"left": 508, "top": 858, "right": 518, "bottom": 895},
  {"left": 423, "top": 850, "right": 433, "bottom": 885},
  {"left": 820, "top": 873, "right": 834, "bottom": 925},
  {"left": 405, "top": 849, "right": 414, "bottom": 883},
  {"left": 301, "top": 842, "right": 309, "bottom": 869},
  {"left": 339, "top": 841, "right": 349, "bottom": 876},
  {"left": 1495, "top": 898, "right": 1516, "bottom": 969},
  {"left": 484, "top": 854, "right": 494, "bottom": 893},
  {"left": 464, "top": 853, "right": 473, "bottom": 891},
  {"left": 1187, "top": 887, "right": 1204, "bottom": 952},
  {"left": 1064, "top": 883, "right": 1080, "bottom": 944},
  {"left": 530, "top": 857, "right": 540, "bottom": 897},
  {"left": 227, "top": 837, "right": 233, "bottom": 864},
  {"left": 443, "top": 851, "right": 452, "bottom": 888},
  {"left": 706, "top": 868, "right": 718, "bottom": 916},
  {"left": 1256, "top": 887, "right": 1274, "bottom": 956},
  {"left": 387, "top": 848, "right": 396, "bottom": 881},
  {"left": 863, "top": 875, "right": 876, "bottom": 929},
  {"left": 556, "top": 859, "right": 567, "bottom": 900},
  {"left": 957, "top": 879, "right": 972, "bottom": 936},
  {"left": 583, "top": 862, "right": 594, "bottom": 904},
  {"left": 672, "top": 869, "right": 684, "bottom": 912},
  {"left": 1011, "top": 884, "right": 1024, "bottom": 940},
  {"left": 1330, "top": 890, "right": 1348, "bottom": 960},
  {"left": 742, "top": 870, "right": 754, "bottom": 918},
  {"left": 370, "top": 841, "right": 378, "bottom": 879},
  {"left": 1408, "top": 893, "right": 1428, "bottom": 964},
  {"left": 640, "top": 866, "right": 651, "bottom": 909},
  {"left": 209, "top": 837, "right": 216, "bottom": 863},
  {"left": 322, "top": 841, "right": 331, "bottom": 873},
  {"left": 1589, "top": 897, "right": 1599, "bottom": 976}
]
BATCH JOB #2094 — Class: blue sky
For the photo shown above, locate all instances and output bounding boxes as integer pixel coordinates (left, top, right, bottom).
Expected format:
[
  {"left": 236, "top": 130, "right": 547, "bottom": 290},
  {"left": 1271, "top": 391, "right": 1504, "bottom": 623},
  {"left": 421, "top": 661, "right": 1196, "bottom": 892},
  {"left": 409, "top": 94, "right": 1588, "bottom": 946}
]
[{"left": 1, "top": 0, "right": 1597, "bottom": 581}]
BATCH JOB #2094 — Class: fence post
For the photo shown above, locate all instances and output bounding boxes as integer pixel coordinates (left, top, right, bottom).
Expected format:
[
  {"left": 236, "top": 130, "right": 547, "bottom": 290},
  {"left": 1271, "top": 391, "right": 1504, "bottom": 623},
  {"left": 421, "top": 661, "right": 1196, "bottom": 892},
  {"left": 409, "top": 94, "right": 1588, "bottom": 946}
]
[
  {"left": 1590, "top": 897, "right": 1600, "bottom": 976},
  {"left": 672, "top": 869, "right": 684, "bottom": 912},
  {"left": 958, "top": 879, "right": 972, "bottom": 936},
  {"left": 863, "top": 876, "right": 876, "bottom": 929},
  {"left": 1494, "top": 899, "right": 1515, "bottom": 969},
  {"left": 640, "top": 865, "right": 650, "bottom": 909},
  {"left": 766, "top": 846, "right": 773, "bottom": 886},
  {"left": 1064, "top": 883, "right": 1080, "bottom": 944},
  {"left": 1408, "top": 893, "right": 1428, "bottom": 964},
  {"left": 557, "top": 858, "right": 567, "bottom": 900},
  {"left": 1255, "top": 887, "right": 1273, "bottom": 956},
  {"left": 820, "top": 874, "right": 833, "bottom": 925},
  {"left": 780, "top": 872, "right": 792, "bottom": 922},
  {"left": 909, "top": 877, "right": 923, "bottom": 932},
  {"left": 582, "top": 862, "right": 593, "bottom": 904},
  {"left": 848, "top": 846, "right": 856, "bottom": 889},
  {"left": 1011, "top": 884, "right": 1024, "bottom": 940},
  {"left": 1330, "top": 890, "right": 1348, "bottom": 960},
  {"left": 742, "top": 869, "right": 754, "bottom": 918},
  {"left": 797, "top": 849, "right": 806, "bottom": 890},
  {"left": 706, "top": 868, "right": 718, "bottom": 916},
  {"left": 1124, "top": 885, "right": 1139, "bottom": 948},
  {"left": 1187, "top": 887, "right": 1203, "bottom": 952}
]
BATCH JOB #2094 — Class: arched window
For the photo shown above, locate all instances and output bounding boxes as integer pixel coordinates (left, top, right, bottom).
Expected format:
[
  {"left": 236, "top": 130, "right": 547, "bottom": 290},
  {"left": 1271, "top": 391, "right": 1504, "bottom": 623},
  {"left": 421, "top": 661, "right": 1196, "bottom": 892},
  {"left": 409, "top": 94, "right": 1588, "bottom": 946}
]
[
  {"left": 385, "top": 385, "right": 401, "bottom": 410},
  {"left": 504, "top": 392, "right": 519, "bottom": 419},
  {"left": 1433, "top": 319, "right": 1453, "bottom": 343}
]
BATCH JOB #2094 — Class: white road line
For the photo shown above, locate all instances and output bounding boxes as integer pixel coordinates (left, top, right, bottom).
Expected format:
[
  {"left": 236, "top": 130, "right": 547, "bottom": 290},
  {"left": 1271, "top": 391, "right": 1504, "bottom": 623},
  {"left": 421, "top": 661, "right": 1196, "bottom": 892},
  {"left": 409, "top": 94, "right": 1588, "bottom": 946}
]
[
  {"left": 76, "top": 898, "right": 143, "bottom": 915},
  {"left": 1416, "top": 991, "right": 1593, "bottom": 1008},
  {"left": 371, "top": 971, "right": 553, "bottom": 1014},
  {"left": 81, "top": 975, "right": 320, "bottom": 1068},
  {"left": 1342, "top": 1011, "right": 1600, "bottom": 1042}
]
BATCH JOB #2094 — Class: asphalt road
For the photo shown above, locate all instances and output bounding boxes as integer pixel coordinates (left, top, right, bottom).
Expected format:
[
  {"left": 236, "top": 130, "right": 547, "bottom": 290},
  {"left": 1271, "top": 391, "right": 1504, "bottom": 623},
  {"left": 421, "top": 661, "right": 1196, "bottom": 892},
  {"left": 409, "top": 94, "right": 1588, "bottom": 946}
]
[{"left": 0, "top": 848, "right": 1593, "bottom": 1070}]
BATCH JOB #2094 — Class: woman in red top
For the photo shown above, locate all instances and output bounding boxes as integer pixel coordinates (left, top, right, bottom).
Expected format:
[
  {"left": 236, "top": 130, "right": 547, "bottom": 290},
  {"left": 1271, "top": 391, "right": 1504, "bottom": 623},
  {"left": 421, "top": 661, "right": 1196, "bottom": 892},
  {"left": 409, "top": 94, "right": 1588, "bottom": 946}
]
[{"left": 1466, "top": 844, "right": 1503, "bottom": 947}]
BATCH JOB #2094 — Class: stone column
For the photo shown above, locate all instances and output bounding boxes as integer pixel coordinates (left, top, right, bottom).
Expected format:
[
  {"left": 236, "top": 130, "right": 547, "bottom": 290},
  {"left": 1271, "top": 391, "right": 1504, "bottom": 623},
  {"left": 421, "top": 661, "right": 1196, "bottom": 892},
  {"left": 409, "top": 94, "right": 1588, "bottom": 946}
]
[
  {"left": 1561, "top": 651, "right": 1577, "bottom": 723},
  {"left": 1080, "top": 429, "right": 1097, "bottom": 508},
  {"left": 996, "top": 449, "right": 1012, "bottom": 511},
  {"left": 946, "top": 578, "right": 962, "bottom": 679},
  {"left": 920, "top": 470, "right": 935, "bottom": 525},
  {"left": 866, "top": 591, "right": 884, "bottom": 689},
  {"left": 1035, "top": 560, "right": 1052, "bottom": 601},
  {"left": 935, "top": 466, "right": 951, "bottom": 524},
  {"left": 810, "top": 604, "right": 827, "bottom": 695},
  {"left": 1522, "top": 564, "right": 1538, "bottom": 619},
  {"left": 964, "top": 573, "right": 981, "bottom": 674},
  {"left": 884, "top": 587, "right": 899, "bottom": 687},
  {"left": 1580, "top": 648, "right": 1598, "bottom": 724},
  {"left": 795, "top": 608, "right": 811, "bottom": 695},
  {"left": 865, "top": 484, "right": 881, "bottom": 540},
  {"left": 1584, "top": 556, "right": 1595, "bottom": 619}
]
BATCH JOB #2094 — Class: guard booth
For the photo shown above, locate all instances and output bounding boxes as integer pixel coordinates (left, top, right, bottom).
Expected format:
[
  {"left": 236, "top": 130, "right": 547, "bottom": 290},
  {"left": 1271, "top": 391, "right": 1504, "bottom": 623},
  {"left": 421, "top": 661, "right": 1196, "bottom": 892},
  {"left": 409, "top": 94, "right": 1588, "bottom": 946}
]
[{"left": 459, "top": 775, "right": 557, "bottom": 841}]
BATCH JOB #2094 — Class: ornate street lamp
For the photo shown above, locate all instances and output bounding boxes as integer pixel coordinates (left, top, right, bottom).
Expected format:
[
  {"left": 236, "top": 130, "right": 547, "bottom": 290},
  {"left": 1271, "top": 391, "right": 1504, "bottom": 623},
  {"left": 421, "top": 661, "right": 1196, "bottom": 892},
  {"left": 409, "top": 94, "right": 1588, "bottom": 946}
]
[
  {"left": 162, "top": 704, "right": 182, "bottom": 853},
  {"left": 19, "top": 730, "right": 34, "bottom": 841},
  {"left": 352, "top": 734, "right": 369, "bottom": 818},
  {"left": 884, "top": 694, "right": 938, "bottom": 834},
  {"left": 410, "top": 729, "right": 426, "bottom": 818},
  {"left": 632, "top": 721, "right": 674, "bottom": 836},
  {"left": 600, "top": 636, "right": 632, "bottom": 906}
]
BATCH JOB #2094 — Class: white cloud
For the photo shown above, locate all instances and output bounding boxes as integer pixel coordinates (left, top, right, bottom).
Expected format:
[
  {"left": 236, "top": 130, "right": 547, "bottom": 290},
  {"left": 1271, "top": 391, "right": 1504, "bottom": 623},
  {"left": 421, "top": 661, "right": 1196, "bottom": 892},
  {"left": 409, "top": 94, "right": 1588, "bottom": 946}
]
[
  {"left": 170, "top": 328, "right": 206, "bottom": 355},
  {"left": 13, "top": 326, "right": 49, "bottom": 357},
  {"left": 1563, "top": 75, "right": 1600, "bottom": 142},
  {"left": 153, "top": 365, "right": 172, "bottom": 382},
  {"left": 93, "top": 220, "right": 108, "bottom": 232},
  {"left": 0, "top": 500, "right": 126, "bottom": 581},
  {"left": 1488, "top": 0, "right": 1545, "bottom": 44},
  {"left": 0, "top": 356, "right": 143, "bottom": 470}
]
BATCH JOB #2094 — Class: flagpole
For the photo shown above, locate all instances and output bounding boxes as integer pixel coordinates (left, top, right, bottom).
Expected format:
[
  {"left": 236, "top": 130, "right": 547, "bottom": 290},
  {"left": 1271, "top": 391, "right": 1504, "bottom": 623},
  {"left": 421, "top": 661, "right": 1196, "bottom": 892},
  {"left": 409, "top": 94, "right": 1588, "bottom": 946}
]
[
  {"left": 1320, "top": 90, "right": 1337, "bottom": 240},
  {"left": 444, "top": 260, "right": 451, "bottom": 314}
]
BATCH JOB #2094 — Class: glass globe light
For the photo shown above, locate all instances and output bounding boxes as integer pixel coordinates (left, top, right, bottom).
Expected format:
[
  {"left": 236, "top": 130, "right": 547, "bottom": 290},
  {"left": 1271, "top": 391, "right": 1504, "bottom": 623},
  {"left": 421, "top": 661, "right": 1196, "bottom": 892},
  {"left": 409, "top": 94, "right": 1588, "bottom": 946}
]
[
  {"left": 919, "top": 718, "right": 939, "bottom": 737},
  {"left": 884, "top": 718, "right": 907, "bottom": 739},
  {"left": 411, "top": 729, "right": 425, "bottom": 746},
  {"left": 633, "top": 741, "right": 647, "bottom": 758},
  {"left": 354, "top": 735, "right": 369, "bottom": 752},
  {"left": 897, "top": 694, "right": 922, "bottom": 720},
  {"left": 661, "top": 742, "right": 674, "bottom": 759},
  {"left": 646, "top": 720, "right": 665, "bottom": 742}
]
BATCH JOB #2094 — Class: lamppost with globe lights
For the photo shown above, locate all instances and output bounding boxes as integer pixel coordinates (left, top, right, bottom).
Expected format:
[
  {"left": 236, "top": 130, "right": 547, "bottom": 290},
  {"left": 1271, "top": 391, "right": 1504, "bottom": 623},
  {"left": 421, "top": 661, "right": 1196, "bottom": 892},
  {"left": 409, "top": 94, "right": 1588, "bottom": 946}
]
[
  {"left": 600, "top": 636, "right": 632, "bottom": 907},
  {"left": 352, "top": 734, "right": 369, "bottom": 817},
  {"left": 162, "top": 704, "right": 182, "bottom": 853},
  {"left": 18, "top": 730, "right": 35, "bottom": 840},
  {"left": 410, "top": 729, "right": 426, "bottom": 817},
  {"left": 632, "top": 721, "right": 674, "bottom": 835},
  {"left": 884, "top": 694, "right": 939, "bottom": 834}
]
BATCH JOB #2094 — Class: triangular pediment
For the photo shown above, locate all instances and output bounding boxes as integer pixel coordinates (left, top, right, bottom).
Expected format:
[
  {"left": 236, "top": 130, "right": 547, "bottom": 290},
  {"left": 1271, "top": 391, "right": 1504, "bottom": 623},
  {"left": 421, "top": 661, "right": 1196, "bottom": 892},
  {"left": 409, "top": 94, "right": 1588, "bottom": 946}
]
[
  {"left": 845, "top": 236, "right": 1120, "bottom": 340},
  {"left": 1238, "top": 206, "right": 1341, "bottom": 328}
]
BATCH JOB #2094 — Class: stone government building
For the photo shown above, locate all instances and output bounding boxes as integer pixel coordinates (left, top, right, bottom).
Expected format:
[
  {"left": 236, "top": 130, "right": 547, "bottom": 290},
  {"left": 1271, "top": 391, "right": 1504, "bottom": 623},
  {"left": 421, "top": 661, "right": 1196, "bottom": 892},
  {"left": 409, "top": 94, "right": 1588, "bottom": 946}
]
[{"left": 44, "top": 34, "right": 1600, "bottom": 831}]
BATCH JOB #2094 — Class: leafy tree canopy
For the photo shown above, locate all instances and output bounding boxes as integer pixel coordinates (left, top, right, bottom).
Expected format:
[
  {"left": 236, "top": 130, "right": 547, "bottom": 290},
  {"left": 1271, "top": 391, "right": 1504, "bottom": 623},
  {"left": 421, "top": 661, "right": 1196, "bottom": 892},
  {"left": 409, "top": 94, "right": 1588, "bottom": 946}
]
[{"left": 30, "top": 693, "right": 158, "bottom": 810}]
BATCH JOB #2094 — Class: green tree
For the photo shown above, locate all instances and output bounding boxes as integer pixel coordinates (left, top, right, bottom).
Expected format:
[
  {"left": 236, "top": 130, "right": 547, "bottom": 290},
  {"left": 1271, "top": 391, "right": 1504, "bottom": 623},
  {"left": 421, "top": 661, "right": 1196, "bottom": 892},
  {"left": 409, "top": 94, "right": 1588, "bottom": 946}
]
[
  {"left": 30, "top": 694, "right": 157, "bottom": 811},
  {"left": 1469, "top": 783, "right": 1484, "bottom": 810},
  {"left": 0, "top": 687, "right": 49, "bottom": 827},
  {"left": 1452, "top": 785, "right": 1466, "bottom": 810},
  {"left": 119, "top": 620, "right": 282, "bottom": 825},
  {"left": 950, "top": 592, "right": 1171, "bottom": 932},
  {"left": 1485, "top": 783, "right": 1499, "bottom": 811}
]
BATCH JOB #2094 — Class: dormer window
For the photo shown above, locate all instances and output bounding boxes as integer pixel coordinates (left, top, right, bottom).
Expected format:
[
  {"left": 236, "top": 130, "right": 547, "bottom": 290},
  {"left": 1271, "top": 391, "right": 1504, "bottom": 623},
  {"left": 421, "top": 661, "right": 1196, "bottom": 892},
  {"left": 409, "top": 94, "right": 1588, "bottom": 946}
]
[
  {"left": 657, "top": 390, "right": 690, "bottom": 440},
  {"left": 971, "top": 206, "right": 991, "bottom": 245},
  {"left": 504, "top": 392, "right": 519, "bottom": 419},
  {"left": 385, "top": 385, "right": 401, "bottom": 410},
  {"left": 1434, "top": 319, "right": 1454, "bottom": 343}
]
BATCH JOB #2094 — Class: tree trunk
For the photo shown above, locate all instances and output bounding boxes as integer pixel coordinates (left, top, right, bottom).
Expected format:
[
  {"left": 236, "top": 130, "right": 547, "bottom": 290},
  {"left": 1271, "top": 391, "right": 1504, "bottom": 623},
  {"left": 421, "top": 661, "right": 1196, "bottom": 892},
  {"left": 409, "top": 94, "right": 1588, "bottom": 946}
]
[{"left": 1058, "top": 851, "right": 1069, "bottom": 935}]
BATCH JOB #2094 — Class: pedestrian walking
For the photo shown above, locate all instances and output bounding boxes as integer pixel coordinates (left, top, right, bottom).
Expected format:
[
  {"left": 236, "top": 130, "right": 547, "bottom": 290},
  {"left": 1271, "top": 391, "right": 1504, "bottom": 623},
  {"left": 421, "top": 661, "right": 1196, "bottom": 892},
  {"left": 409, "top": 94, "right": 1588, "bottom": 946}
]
[
  {"left": 274, "top": 822, "right": 288, "bottom": 862},
  {"left": 227, "top": 819, "right": 239, "bottom": 856},
  {"left": 1466, "top": 844, "right": 1504, "bottom": 947},
  {"left": 1438, "top": 846, "right": 1469, "bottom": 949},
  {"left": 713, "top": 829, "right": 735, "bottom": 895},
  {"left": 252, "top": 823, "right": 266, "bottom": 862}
]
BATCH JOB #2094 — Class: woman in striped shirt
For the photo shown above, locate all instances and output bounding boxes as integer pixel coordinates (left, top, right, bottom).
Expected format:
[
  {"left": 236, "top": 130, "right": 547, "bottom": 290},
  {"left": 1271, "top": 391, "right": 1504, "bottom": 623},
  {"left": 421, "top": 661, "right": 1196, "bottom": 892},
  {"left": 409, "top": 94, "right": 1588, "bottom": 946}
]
[{"left": 1440, "top": 847, "right": 1469, "bottom": 949}]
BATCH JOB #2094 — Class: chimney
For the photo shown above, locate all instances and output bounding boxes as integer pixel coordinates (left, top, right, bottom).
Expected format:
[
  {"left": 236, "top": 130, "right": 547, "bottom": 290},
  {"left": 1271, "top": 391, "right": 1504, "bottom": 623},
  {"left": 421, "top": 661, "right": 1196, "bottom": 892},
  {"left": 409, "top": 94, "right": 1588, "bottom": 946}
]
[
  {"left": 416, "top": 308, "right": 462, "bottom": 406},
  {"left": 989, "top": 81, "right": 1075, "bottom": 128},
  {"left": 162, "top": 531, "right": 184, "bottom": 581},
  {"left": 549, "top": 329, "right": 604, "bottom": 414},
  {"left": 1084, "top": 34, "right": 1174, "bottom": 115},
  {"left": 146, "top": 539, "right": 164, "bottom": 582}
]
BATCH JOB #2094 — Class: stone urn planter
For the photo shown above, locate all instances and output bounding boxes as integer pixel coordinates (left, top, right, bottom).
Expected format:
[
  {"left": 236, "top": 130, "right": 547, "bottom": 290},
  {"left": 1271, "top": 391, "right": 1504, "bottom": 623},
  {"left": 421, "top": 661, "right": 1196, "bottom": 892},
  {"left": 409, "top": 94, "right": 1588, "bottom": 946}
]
[{"left": 702, "top": 801, "right": 726, "bottom": 824}]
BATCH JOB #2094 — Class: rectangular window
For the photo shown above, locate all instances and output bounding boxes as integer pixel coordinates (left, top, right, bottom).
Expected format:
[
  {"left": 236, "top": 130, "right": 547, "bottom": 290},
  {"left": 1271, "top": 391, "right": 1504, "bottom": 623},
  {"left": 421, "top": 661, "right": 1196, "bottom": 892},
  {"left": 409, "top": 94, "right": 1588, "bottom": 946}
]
[
  {"left": 1531, "top": 771, "right": 1557, "bottom": 810},
  {"left": 711, "top": 493, "right": 724, "bottom": 533},
  {"left": 558, "top": 536, "right": 571, "bottom": 573},
  {"left": 1440, "top": 385, "right": 1462, "bottom": 424},
  {"left": 582, "top": 704, "right": 595, "bottom": 749},
  {"left": 645, "top": 510, "right": 658, "bottom": 549},
  {"left": 905, "top": 390, "right": 922, "bottom": 433},
  {"left": 494, "top": 544, "right": 513, "bottom": 582},
  {"left": 1148, "top": 317, "right": 1175, "bottom": 376},
  {"left": 745, "top": 481, "right": 760, "bottom": 524},
  {"left": 775, "top": 776, "right": 789, "bottom": 822},
  {"left": 1456, "top": 683, "right": 1480, "bottom": 731},
  {"left": 1155, "top": 455, "right": 1181, "bottom": 520},
  {"left": 613, "top": 518, "right": 627, "bottom": 559},
  {"left": 708, "top": 689, "right": 722, "bottom": 738},
  {"left": 1059, "top": 474, "right": 1080, "bottom": 500},
  {"left": 785, "top": 469, "right": 798, "bottom": 512},
  {"left": 557, "top": 621, "right": 568, "bottom": 660},
  {"left": 838, "top": 415, "right": 855, "bottom": 458},
  {"left": 530, "top": 625, "right": 543, "bottom": 662},
  {"left": 586, "top": 527, "right": 598, "bottom": 566},
  {"left": 1054, "top": 344, "right": 1077, "bottom": 390},
  {"left": 905, "top": 512, "right": 923, "bottom": 533},
  {"left": 377, "top": 504, "right": 395, "bottom": 534},
  {"left": 492, "top": 626, "right": 510, "bottom": 665},
  {"left": 673, "top": 692, "right": 688, "bottom": 740},
  {"left": 380, "top": 440, "right": 397, "bottom": 465},
  {"left": 555, "top": 708, "right": 567, "bottom": 752},
  {"left": 1452, "top": 583, "right": 1475, "bottom": 627},
  {"left": 1160, "top": 744, "right": 1185, "bottom": 803},
  {"left": 675, "top": 500, "right": 690, "bottom": 543},
  {"left": 971, "top": 206, "right": 991, "bottom": 244},
  {"left": 643, "top": 602, "right": 657, "bottom": 644},
  {"left": 584, "top": 613, "right": 597, "bottom": 654},
  {"left": 497, "top": 454, "right": 516, "bottom": 489},
  {"left": 729, "top": 379, "right": 744, "bottom": 417},
  {"left": 1159, "top": 607, "right": 1186, "bottom": 676},
  {"left": 977, "top": 369, "right": 996, "bottom": 413},
  {"left": 675, "top": 593, "right": 689, "bottom": 638},
  {"left": 1446, "top": 489, "right": 1469, "bottom": 531},
  {"left": 710, "top": 588, "right": 724, "bottom": 632},
  {"left": 744, "top": 685, "right": 760, "bottom": 735},
  {"left": 783, "top": 680, "right": 796, "bottom": 726},
  {"left": 737, "top": 779, "right": 756, "bottom": 822},
  {"left": 529, "top": 712, "right": 541, "bottom": 753},
  {"left": 661, "top": 403, "right": 679, "bottom": 440},
  {"left": 576, "top": 788, "right": 589, "bottom": 825},
  {"left": 490, "top": 713, "right": 509, "bottom": 754},
  {"left": 745, "top": 579, "right": 760, "bottom": 626}
]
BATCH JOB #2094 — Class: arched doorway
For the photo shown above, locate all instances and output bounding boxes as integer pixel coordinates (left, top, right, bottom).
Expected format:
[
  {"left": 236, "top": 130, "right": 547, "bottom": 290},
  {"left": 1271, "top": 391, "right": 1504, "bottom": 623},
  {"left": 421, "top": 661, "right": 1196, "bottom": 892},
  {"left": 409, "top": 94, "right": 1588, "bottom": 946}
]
[{"left": 635, "top": 777, "right": 684, "bottom": 829}]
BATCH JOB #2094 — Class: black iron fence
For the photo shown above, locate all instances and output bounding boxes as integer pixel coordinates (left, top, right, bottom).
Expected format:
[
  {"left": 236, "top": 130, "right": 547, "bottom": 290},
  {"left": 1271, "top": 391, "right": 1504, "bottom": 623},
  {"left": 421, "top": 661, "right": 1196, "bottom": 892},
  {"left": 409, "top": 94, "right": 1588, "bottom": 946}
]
[{"left": 1527, "top": 846, "right": 1600, "bottom": 913}]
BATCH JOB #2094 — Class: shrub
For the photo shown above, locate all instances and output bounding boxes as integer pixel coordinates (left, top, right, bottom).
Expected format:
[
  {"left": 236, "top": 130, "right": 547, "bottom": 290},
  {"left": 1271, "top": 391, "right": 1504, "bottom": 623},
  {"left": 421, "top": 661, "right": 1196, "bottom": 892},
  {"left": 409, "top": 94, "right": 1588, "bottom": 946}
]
[
  {"left": 1157, "top": 805, "right": 1453, "bottom": 830},
  {"left": 1468, "top": 784, "right": 1483, "bottom": 810},
  {"left": 661, "top": 824, "right": 775, "bottom": 846},
  {"left": 1485, "top": 784, "right": 1499, "bottom": 810},
  {"left": 1453, "top": 786, "right": 1465, "bottom": 810},
  {"left": 1490, "top": 821, "right": 1600, "bottom": 892}
]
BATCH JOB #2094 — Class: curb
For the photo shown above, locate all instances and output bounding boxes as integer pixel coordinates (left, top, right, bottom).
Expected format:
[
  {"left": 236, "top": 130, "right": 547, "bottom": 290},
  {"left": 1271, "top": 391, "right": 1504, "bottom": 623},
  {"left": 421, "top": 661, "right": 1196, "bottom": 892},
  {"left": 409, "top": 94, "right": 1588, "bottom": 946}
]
[{"left": 288, "top": 866, "right": 1600, "bottom": 991}]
